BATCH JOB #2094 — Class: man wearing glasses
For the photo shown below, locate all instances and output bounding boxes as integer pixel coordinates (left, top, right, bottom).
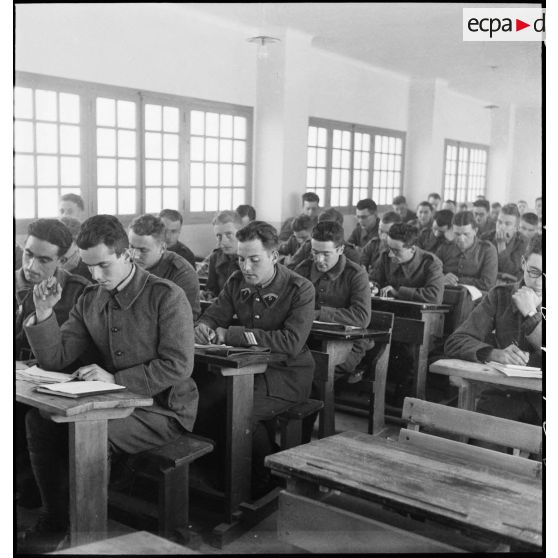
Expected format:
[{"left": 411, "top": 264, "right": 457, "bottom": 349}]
[{"left": 444, "top": 234, "right": 543, "bottom": 424}]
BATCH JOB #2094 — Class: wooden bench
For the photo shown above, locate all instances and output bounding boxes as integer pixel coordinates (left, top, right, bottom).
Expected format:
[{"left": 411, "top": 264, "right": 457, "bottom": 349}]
[
  {"left": 400, "top": 397, "right": 543, "bottom": 477},
  {"left": 277, "top": 399, "right": 325, "bottom": 449},
  {"left": 109, "top": 433, "right": 214, "bottom": 541}
]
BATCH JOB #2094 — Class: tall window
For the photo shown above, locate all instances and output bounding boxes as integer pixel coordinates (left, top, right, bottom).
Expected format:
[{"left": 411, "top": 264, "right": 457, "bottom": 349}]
[
  {"left": 14, "top": 72, "right": 253, "bottom": 223},
  {"left": 443, "top": 140, "right": 488, "bottom": 202},
  {"left": 306, "top": 118, "right": 405, "bottom": 208}
]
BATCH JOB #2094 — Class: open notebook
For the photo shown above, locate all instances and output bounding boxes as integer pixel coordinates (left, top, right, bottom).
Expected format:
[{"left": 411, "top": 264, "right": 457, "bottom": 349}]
[
  {"left": 312, "top": 321, "right": 363, "bottom": 332},
  {"left": 35, "top": 380, "right": 126, "bottom": 398},
  {"left": 487, "top": 362, "right": 542, "bottom": 378},
  {"left": 194, "top": 343, "right": 271, "bottom": 357},
  {"left": 16, "top": 365, "right": 76, "bottom": 385}
]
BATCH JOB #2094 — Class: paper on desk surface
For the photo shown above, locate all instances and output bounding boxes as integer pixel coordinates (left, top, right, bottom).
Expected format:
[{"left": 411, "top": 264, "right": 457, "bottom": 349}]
[
  {"left": 461, "top": 284, "right": 483, "bottom": 301},
  {"left": 37, "top": 380, "right": 125, "bottom": 395},
  {"left": 194, "top": 343, "right": 234, "bottom": 349},
  {"left": 16, "top": 365, "right": 75, "bottom": 384}
]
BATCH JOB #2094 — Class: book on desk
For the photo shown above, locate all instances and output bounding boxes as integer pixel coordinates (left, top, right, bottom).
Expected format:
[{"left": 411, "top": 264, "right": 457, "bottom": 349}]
[
  {"left": 194, "top": 343, "right": 271, "bottom": 357},
  {"left": 312, "top": 321, "right": 363, "bottom": 332},
  {"left": 35, "top": 380, "right": 126, "bottom": 398},
  {"left": 487, "top": 362, "right": 542, "bottom": 378}
]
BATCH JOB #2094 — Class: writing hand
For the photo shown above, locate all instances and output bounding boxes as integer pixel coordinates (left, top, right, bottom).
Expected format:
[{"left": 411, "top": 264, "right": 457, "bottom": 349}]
[
  {"left": 194, "top": 323, "right": 216, "bottom": 344},
  {"left": 379, "top": 285, "right": 396, "bottom": 298},
  {"left": 75, "top": 364, "right": 115, "bottom": 383},
  {"left": 443, "top": 273, "right": 459, "bottom": 286},
  {"left": 489, "top": 344, "right": 529, "bottom": 366}
]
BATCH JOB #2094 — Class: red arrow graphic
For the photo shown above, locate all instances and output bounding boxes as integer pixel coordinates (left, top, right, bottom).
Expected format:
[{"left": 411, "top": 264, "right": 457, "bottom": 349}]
[{"left": 516, "top": 19, "right": 530, "bottom": 31}]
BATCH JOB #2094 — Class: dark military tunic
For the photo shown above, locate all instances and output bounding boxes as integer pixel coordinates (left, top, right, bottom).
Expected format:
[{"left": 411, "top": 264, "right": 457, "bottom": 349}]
[
  {"left": 436, "top": 237, "right": 498, "bottom": 292},
  {"left": 477, "top": 218, "right": 496, "bottom": 237},
  {"left": 205, "top": 248, "right": 241, "bottom": 298},
  {"left": 198, "top": 264, "right": 315, "bottom": 403},
  {"left": 480, "top": 230, "right": 528, "bottom": 280},
  {"left": 416, "top": 229, "right": 451, "bottom": 254},
  {"left": 369, "top": 247, "right": 444, "bottom": 304},
  {"left": 167, "top": 241, "right": 196, "bottom": 270},
  {"left": 148, "top": 250, "right": 201, "bottom": 320},
  {"left": 347, "top": 221, "right": 379, "bottom": 249},
  {"left": 278, "top": 235, "right": 302, "bottom": 257},
  {"left": 287, "top": 238, "right": 361, "bottom": 270},
  {"left": 399, "top": 209, "right": 417, "bottom": 223},
  {"left": 360, "top": 237, "right": 383, "bottom": 272}
]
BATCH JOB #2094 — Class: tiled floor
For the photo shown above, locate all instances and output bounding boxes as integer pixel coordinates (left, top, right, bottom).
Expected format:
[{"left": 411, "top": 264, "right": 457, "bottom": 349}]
[{"left": 16, "top": 410, "right": 401, "bottom": 554}]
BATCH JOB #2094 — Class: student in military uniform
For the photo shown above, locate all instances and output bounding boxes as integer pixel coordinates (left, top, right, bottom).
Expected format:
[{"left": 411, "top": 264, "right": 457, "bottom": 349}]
[
  {"left": 158, "top": 209, "right": 197, "bottom": 269},
  {"left": 409, "top": 201, "right": 434, "bottom": 233},
  {"left": 442, "top": 199, "right": 457, "bottom": 213},
  {"left": 416, "top": 209, "right": 454, "bottom": 254},
  {"left": 392, "top": 195, "right": 417, "bottom": 223},
  {"left": 236, "top": 203, "right": 257, "bottom": 225},
  {"left": 490, "top": 201, "right": 502, "bottom": 221},
  {"left": 58, "top": 216, "right": 92, "bottom": 280},
  {"left": 278, "top": 191, "right": 321, "bottom": 243},
  {"left": 278, "top": 214, "right": 314, "bottom": 264},
  {"left": 445, "top": 235, "right": 542, "bottom": 426},
  {"left": 20, "top": 215, "right": 198, "bottom": 553},
  {"left": 535, "top": 197, "right": 542, "bottom": 220},
  {"left": 287, "top": 207, "right": 361, "bottom": 269},
  {"left": 428, "top": 192, "right": 441, "bottom": 212},
  {"left": 370, "top": 222, "right": 444, "bottom": 304},
  {"left": 202, "top": 210, "right": 242, "bottom": 300},
  {"left": 519, "top": 212, "right": 540, "bottom": 241},
  {"left": 15, "top": 242, "right": 23, "bottom": 270},
  {"left": 194, "top": 221, "right": 315, "bottom": 498},
  {"left": 481, "top": 203, "right": 527, "bottom": 283},
  {"left": 436, "top": 211, "right": 497, "bottom": 293},
  {"left": 128, "top": 214, "right": 201, "bottom": 320},
  {"left": 58, "top": 193, "right": 85, "bottom": 223},
  {"left": 347, "top": 198, "right": 379, "bottom": 250},
  {"left": 361, "top": 211, "right": 401, "bottom": 275},
  {"left": 472, "top": 199, "right": 496, "bottom": 237}
]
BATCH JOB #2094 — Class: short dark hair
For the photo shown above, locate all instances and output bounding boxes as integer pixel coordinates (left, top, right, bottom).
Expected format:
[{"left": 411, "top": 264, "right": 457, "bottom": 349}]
[
  {"left": 392, "top": 195, "right": 407, "bottom": 206},
  {"left": 417, "top": 201, "right": 433, "bottom": 212},
  {"left": 434, "top": 209, "right": 454, "bottom": 228},
  {"left": 236, "top": 204, "right": 256, "bottom": 221},
  {"left": 381, "top": 211, "right": 402, "bottom": 225},
  {"left": 355, "top": 198, "right": 377, "bottom": 212},
  {"left": 212, "top": 210, "right": 242, "bottom": 227},
  {"left": 129, "top": 214, "right": 166, "bottom": 242},
  {"left": 525, "top": 234, "right": 542, "bottom": 257},
  {"left": 236, "top": 221, "right": 279, "bottom": 251},
  {"left": 428, "top": 193, "right": 441, "bottom": 201},
  {"left": 521, "top": 212, "right": 539, "bottom": 226},
  {"left": 452, "top": 211, "right": 476, "bottom": 229},
  {"left": 311, "top": 221, "right": 344, "bottom": 246},
  {"left": 388, "top": 223, "right": 419, "bottom": 247},
  {"left": 292, "top": 214, "right": 315, "bottom": 232},
  {"left": 445, "top": 199, "right": 456, "bottom": 206},
  {"left": 500, "top": 203, "right": 520, "bottom": 219},
  {"left": 59, "top": 216, "right": 82, "bottom": 241},
  {"left": 60, "top": 193, "right": 84, "bottom": 211},
  {"left": 302, "top": 192, "right": 320, "bottom": 205},
  {"left": 491, "top": 202, "right": 502, "bottom": 210},
  {"left": 318, "top": 207, "right": 343, "bottom": 225},
  {"left": 77, "top": 215, "right": 129, "bottom": 256},
  {"left": 27, "top": 219, "right": 73, "bottom": 257},
  {"left": 518, "top": 200, "right": 527, "bottom": 204},
  {"left": 159, "top": 209, "right": 183, "bottom": 225},
  {"left": 473, "top": 199, "right": 490, "bottom": 212}
]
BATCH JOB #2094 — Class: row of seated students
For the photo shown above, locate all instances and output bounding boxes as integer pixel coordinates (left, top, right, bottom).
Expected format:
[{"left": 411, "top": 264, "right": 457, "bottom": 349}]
[{"left": 14, "top": 191, "right": 543, "bottom": 552}]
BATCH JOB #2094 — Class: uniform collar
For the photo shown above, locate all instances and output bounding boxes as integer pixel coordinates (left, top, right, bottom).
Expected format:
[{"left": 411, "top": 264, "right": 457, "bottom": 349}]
[
  {"left": 310, "top": 254, "right": 347, "bottom": 283},
  {"left": 458, "top": 236, "right": 480, "bottom": 256},
  {"left": 389, "top": 247, "right": 422, "bottom": 278},
  {"left": 96, "top": 264, "right": 149, "bottom": 310}
]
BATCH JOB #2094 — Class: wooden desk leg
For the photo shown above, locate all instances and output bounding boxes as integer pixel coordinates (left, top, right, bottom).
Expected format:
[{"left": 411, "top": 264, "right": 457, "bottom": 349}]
[
  {"left": 370, "top": 340, "right": 390, "bottom": 435},
  {"left": 68, "top": 420, "right": 108, "bottom": 547},
  {"left": 225, "top": 373, "right": 254, "bottom": 523},
  {"left": 415, "top": 314, "right": 436, "bottom": 400}
]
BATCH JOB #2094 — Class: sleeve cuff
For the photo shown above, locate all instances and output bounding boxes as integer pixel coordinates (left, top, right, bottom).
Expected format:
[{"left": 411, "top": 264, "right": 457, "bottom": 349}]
[{"left": 476, "top": 346, "right": 493, "bottom": 363}]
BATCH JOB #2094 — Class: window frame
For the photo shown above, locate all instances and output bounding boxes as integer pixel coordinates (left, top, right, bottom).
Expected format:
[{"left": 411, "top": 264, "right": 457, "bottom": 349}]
[{"left": 15, "top": 71, "right": 253, "bottom": 232}]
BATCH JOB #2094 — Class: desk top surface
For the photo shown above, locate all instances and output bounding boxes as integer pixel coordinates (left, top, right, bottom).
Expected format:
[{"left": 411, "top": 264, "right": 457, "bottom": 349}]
[
  {"left": 15, "top": 379, "right": 153, "bottom": 418},
  {"left": 266, "top": 430, "right": 542, "bottom": 547},
  {"left": 309, "top": 327, "right": 390, "bottom": 341},
  {"left": 371, "top": 296, "right": 451, "bottom": 313},
  {"left": 430, "top": 359, "right": 542, "bottom": 391}
]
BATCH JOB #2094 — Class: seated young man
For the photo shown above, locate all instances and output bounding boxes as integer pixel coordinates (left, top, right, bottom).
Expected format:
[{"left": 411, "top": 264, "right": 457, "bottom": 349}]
[
  {"left": 58, "top": 216, "right": 92, "bottom": 280},
  {"left": 436, "top": 211, "right": 497, "bottom": 293},
  {"left": 287, "top": 207, "right": 361, "bottom": 269},
  {"left": 369, "top": 223, "right": 444, "bottom": 304},
  {"left": 129, "top": 214, "right": 201, "bottom": 320},
  {"left": 427, "top": 192, "right": 441, "bottom": 212},
  {"left": 416, "top": 209, "right": 454, "bottom": 254},
  {"left": 517, "top": 200, "right": 528, "bottom": 215},
  {"left": 278, "top": 214, "right": 314, "bottom": 264},
  {"left": 535, "top": 197, "right": 542, "bottom": 220},
  {"left": 442, "top": 199, "right": 457, "bottom": 213},
  {"left": 361, "top": 211, "right": 401, "bottom": 274},
  {"left": 392, "top": 195, "right": 416, "bottom": 223},
  {"left": 294, "top": 221, "right": 373, "bottom": 383},
  {"left": 472, "top": 199, "right": 495, "bottom": 237},
  {"left": 278, "top": 192, "right": 321, "bottom": 243},
  {"left": 490, "top": 201, "right": 502, "bottom": 221},
  {"left": 444, "top": 235, "right": 542, "bottom": 425},
  {"left": 236, "top": 204, "right": 257, "bottom": 225},
  {"left": 193, "top": 221, "right": 315, "bottom": 498},
  {"left": 20, "top": 215, "right": 198, "bottom": 553},
  {"left": 347, "top": 198, "right": 379, "bottom": 249},
  {"left": 158, "top": 209, "right": 196, "bottom": 269},
  {"left": 519, "top": 212, "right": 540, "bottom": 241},
  {"left": 202, "top": 210, "right": 242, "bottom": 300},
  {"left": 58, "top": 193, "right": 85, "bottom": 223},
  {"left": 481, "top": 203, "right": 528, "bottom": 283},
  {"left": 409, "top": 201, "right": 434, "bottom": 232}
]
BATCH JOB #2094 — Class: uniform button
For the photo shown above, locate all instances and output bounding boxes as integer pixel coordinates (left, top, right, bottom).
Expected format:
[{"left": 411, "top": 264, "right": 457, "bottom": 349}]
[
  {"left": 111, "top": 327, "right": 119, "bottom": 333},
  {"left": 254, "top": 314, "right": 261, "bottom": 319},
  {"left": 255, "top": 297, "right": 261, "bottom": 302},
  {"left": 113, "top": 305, "right": 119, "bottom": 310},
  {"left": 115, "top": 350, "right": 123, "bottom": 357}
]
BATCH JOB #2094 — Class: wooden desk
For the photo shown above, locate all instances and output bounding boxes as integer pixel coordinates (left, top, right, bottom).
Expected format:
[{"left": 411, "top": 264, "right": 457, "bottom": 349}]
[
  {"left": 16, "top": 380, "right": 152, "bottom": 547},
  {"left": 309, "top": 328, "right": 391, "bottom": 437},
  {"left": 266, "top": 431, "right": 542, "bottom": 552},
  {"left": 430, "top": 358, "right": 543, "bottom": 411},
  {"left": 370, "top": 297, "right": 450, "bottom": 400}
]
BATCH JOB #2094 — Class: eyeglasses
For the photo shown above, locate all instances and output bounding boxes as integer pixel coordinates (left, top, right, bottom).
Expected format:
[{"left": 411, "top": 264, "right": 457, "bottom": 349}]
[{"left": 522, "top": 257, "right": 544, "bottom": 279}]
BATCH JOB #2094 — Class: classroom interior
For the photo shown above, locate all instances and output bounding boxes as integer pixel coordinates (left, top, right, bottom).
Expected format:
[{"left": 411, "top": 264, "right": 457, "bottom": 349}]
[{"left": 14, "top": 2, "right": 544, "bottom": 555}]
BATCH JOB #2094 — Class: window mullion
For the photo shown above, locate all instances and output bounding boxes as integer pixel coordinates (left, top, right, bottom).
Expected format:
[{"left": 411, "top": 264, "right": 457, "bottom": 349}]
[
  {"left": 325, "top": 127, "right": 333, "bottom": 207},
  {"left": 138, "top": 92, "right": 146, "bottom": 215}
]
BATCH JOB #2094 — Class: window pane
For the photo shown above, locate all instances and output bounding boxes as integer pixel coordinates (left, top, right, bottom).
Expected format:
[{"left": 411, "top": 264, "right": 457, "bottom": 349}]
[
  {"left": 97, "top": 188, "right": 116, "bottom": 214},
  {"left": 37, "top": 188, "right": 59, "bottom": 217},
  {"left": 145, "top": 104, "right": 162, "bottom": 131},
  {"left": 163, "top": 107, "right": 179, "bottom": 133},
  {"left": 145, "top": 132, "right": 162, "bottom": 159},
  {"left": 14, "top": 121, "right": 34, "bottom": 152},
  {"left": 331, "top": 189, "right": 339, "bottom": 206},
  {"left": 97, "top": 158, "right": 116, "bottom": 186},
  {"left": 37, "top": 155, "right": 58, "bottom": 185},
  {"left": 145, "top": 160, "right": 162, "bottom": 186},
  {"left": 205, "top": 138, "right": 219, "bottom": 162},
  {"left": 205, "top": 188, "right": 218, "bottom": 211},
  {"left": 59, "top": 93, "right": 80, "bottom": 124},
  {"left": 117, "top": 100, "right": 136, "bottom": 129},
  {"left": 15, "top": 87, "right": 33, "bottom": 119},
  {"left": 220, "top": 164, "right": 232, "bottom": 187},
  {"left": 145, "top": 188, "right": 161, "bottom": 213},
  {"left": 233, "top": 141, "right": 246, "bottom": 163},
  {"left": 35, "top": 90, "right": 57, "bottom": 121},
  {"left": 97, "top": 128, "right": 116, "bottom": 157},
  {"left": 118, "top": 130, "right": 136, "bottom": 158},
  {"left": 15, "top": 188, "right": 35, "bottom": 218},
  {"left": 232, "top": 188, "right": 245, "bottom": 207},
  {"left": 307, "top": 168, "right": 316, "bottom": 187},
  {"left": 233, "top": 116, "right": 246, "bottom": 139},
  {"left": 118, "top": 159, "right": 136, "bottom": 186},
  {"left": 317, "top": 128, "right": 327, "bottom": 147},
  {"left": 206, "top": 113, "right": 219, "bottom": 136},
  {"left": 317, "top": 148, "right": 326, "bottom": 167},
  {"left": 190, "top": 111, "right": 205, "bottom": 135},
  {"left": 331, "top": 169, "right": 340, "bottom": 187},
  {"left": 316, "top": 169, "right": 326, "bottom": 187},
  {"left": 118, "top": 188, "right": 136, "bottom": 214},
  {"left": 163, "top": 187, "right": 179, "bottom": 209},
  {"left": 36, "top": 123, "right": 58, "bottom": 154},
  {"left": 342, "top": 131, "right": 351, "bottom": 149},
  {"left": 219, "top": 139, "right": 233, "bottom": 162},
  {"left": 163, "top": 134, "right": 178, "bottom": 159},
  {"left": 60, "top": 125, "right": 80, "bottom": 155},
  {"left": 341, "top": 150, "right": 350, "bottom": 168},
  {"left": 15, "top": 154, "right": 35, "bottom": 186},
  {"left": 219, "top": 188, "right": 232, "bottom": 210},
  {"left": 340, "top": 169, "right": 349, "bottom": 188},
  {"left": 332, "top": 150, "right": 341, "bottom": 168},
  {"left": 233, "top": 165, "right": 245, "bottom": 187},
  {"left": 190, "top": 162, "right": 204, "bottom": 186},
  {"left": 333, "top": 130, "right": 341, "bottom": 148},
  {"left": 60, "top": 156, "right": 80, "bottom": 186},
  {"left": 307, "top": 147, "right": 316, "bottom": 167},
  {"left": 206, "top": 163, "right": 218, "bottom": 186},
  {"left": 190, "top": 188, "right": 204, "bottom": 211},
  {"left": 190, "top": 137, "right": 204, "bottom": 161},
  {"left": 362, "top": 134, "right": 370, "bottom": 152},
  {"left": 308, "top": 126, "right": 317, "bottom": 146},
  {"left": 220, "top": 114, "right": 233, "bottom": 138},
  {"left": 339, "top": 189, "right": 349, "bottom": 206},
  {"left": 96, "top": 98, "right": 115, "bottom": 127},
  {"left": 163, "top": 161, "right": 178, "bottom": 186}
]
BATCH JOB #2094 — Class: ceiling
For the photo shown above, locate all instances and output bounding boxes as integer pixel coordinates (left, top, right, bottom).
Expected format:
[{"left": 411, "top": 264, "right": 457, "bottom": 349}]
[{"left": 188, "top": 2, "right": 542, "bottom": 108}]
